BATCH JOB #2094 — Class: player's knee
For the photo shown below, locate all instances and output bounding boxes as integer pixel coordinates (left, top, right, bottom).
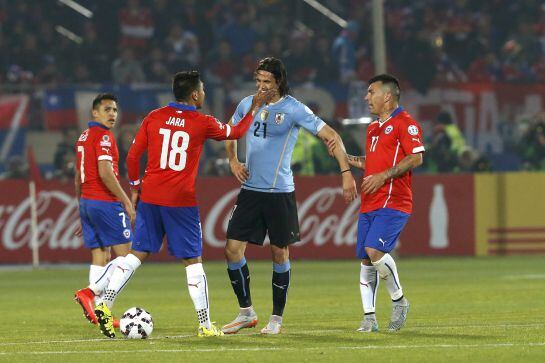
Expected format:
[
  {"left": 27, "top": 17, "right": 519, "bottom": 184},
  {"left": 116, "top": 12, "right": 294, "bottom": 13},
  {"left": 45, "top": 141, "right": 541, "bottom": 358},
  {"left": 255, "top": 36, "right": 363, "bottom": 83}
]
[
  {"left": 271, "top": 246, "right": 289, "bottom": 264},
  {"left": 224, "top": 243, "right": 244, "bottom": 262},
  {"left": 365, "top": 247, "right": 383, "bottom": 262}
]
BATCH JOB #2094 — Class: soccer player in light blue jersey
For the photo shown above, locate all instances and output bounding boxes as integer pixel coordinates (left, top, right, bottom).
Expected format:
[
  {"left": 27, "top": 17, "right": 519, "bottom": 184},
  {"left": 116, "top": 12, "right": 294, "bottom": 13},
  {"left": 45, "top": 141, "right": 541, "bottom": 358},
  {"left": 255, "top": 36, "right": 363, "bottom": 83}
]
[{"left": 221, "top": 57, "right": 357, "bottom": 335}]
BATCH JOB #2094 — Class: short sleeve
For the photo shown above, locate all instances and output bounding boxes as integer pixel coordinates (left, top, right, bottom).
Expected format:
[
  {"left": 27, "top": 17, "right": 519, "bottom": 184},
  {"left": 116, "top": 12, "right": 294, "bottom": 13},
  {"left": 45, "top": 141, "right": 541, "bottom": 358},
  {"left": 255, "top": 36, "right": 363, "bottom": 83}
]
[
  {"left": 293, "top": 102, "right": 326, "bottom": 135},
  {"left": 205, "top": 115, "right": 231, "bottom": 140},
  {"left": 399, "top": 120, "right": 425, "bottom": 154},
  {"left": 231, "top": 96, "right": 252, "bottom": 125},
  {"left": 95, "top": 132, "right": 113, "bottom": 162}
]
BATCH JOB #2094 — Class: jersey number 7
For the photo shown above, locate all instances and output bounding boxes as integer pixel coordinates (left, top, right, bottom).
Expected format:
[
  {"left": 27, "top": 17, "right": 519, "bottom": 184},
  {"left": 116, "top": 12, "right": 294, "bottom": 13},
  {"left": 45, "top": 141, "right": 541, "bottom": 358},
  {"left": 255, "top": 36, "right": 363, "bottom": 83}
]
[{"left": 159, "top": 128, "right": 190, "bottom": 171}]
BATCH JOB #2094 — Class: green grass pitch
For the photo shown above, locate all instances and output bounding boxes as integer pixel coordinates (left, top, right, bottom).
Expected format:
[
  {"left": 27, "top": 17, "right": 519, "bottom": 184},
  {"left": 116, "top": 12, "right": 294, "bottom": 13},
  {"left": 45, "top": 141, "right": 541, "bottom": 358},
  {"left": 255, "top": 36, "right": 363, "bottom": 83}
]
[{"left": 1, "top": 256, "right": 545, "bottom": 362}]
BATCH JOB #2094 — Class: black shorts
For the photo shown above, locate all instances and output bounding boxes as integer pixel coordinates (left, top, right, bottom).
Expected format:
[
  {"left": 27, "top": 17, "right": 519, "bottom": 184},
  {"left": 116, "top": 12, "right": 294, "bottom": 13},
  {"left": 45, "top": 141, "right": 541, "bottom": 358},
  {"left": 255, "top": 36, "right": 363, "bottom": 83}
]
[{"left": 226, "top": 189, "right": 300, "bottom": 247}]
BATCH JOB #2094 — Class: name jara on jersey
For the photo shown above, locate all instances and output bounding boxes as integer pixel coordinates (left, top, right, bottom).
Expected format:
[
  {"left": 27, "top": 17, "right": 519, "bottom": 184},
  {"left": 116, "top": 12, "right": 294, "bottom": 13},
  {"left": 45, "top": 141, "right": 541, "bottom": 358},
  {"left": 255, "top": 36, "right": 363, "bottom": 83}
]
[{"left": 166, "top": 116, "right": 185, "bottom": 127}]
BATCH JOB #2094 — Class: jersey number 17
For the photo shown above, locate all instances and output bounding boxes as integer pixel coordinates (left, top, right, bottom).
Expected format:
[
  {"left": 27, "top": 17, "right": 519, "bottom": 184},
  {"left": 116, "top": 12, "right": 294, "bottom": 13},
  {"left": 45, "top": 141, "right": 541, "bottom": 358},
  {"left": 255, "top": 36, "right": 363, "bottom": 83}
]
[{"left": 159, "top": 128, "right": 190, "bottom": 171}]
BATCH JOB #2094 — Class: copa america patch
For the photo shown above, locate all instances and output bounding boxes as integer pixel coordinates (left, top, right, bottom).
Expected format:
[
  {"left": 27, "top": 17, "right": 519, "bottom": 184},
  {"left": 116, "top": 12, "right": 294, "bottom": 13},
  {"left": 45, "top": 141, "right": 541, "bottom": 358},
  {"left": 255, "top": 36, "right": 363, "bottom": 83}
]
[
  {"left": 384, "top": 125, "right": 393, "bottom": 134},
  {"left": 274, "top": 113, "right": 285, "bottom": 124},
  {"left": 408, "top": 125, "right": 419, "bottom": 135},
  {"left": 123, "top": 229, "right": 131, "bottom": 238}
]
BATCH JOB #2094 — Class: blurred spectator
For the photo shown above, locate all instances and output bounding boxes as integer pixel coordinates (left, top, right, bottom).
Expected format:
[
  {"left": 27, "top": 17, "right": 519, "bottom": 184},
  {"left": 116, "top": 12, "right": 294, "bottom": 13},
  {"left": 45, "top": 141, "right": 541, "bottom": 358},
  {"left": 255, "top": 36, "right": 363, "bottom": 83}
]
[
  {"left": 118, "top": 0, "right": 154, "bottom": 50},
  {"left": 219, "top": 10, "right": 257, "bottom": 57},
  {"left": 312, "top": 36, "right": 337, "bottom": 83},
  {"left": 426, "top": 111, "right": 466, "bottom": 172},
  {"left": 111, "top": 48, "right": 146, "bottom": 84},
  {"left": 291, "top": 129, "right": 318, "bottom": 176},
  {"left": 145, "top": 47, "right": 170, "bottom": 83},
  {"left": 0, "top": 156, "right": 28, "bottom": 179},
  {"left": 518, "top": 112, "right": 545, "bottom": 170},
  {"left": 53, "top": 128, "right": 78, "bottom": 173},
  {"left": 331, "top": 21, "right": 359, "bottom": 83},
  {"left": 206, "top": 41, "right": 237, "bottom": 86},
  {"left": 165, "top": 24, "right": 200, "bottom": 71},
  {"left": 52, "top": 152, "right": 76, "bottom": 181}
]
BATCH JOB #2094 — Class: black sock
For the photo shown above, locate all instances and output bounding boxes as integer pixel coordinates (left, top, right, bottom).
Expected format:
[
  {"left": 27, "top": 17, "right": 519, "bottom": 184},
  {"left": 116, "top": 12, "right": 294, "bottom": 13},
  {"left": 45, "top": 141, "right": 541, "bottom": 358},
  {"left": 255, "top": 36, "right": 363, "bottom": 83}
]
[
  {"left": 272, "top": 270, "right": 290, "bottom": 316},
  {"left": 227, "top": 263, "right": 252, "bottom": 308}
]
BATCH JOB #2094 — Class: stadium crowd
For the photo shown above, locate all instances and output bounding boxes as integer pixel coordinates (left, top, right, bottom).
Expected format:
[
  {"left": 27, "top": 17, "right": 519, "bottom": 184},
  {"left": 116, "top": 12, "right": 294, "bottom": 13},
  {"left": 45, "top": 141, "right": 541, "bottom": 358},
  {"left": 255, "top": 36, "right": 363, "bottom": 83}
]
[
  {"left": 1, "top": 0, "right": 545, "bottom": 178},
  {"left": 2, "top": 0, "right": 545, "bottom": 87}
]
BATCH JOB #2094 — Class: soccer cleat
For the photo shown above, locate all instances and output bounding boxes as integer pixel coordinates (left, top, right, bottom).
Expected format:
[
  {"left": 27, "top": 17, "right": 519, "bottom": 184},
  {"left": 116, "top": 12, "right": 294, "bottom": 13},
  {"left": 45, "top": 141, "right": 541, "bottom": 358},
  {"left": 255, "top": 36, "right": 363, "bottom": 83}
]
[
  {"left": 74, "top": 288, "right": 97, "bottom": 324},
  {"left": 221, "top": 312, "right": 258, "bottom": 334},
  {"left": 260, "top": 315, "right": 282, "bottom": 335},
  {"left": 389, "top": 299, "right": 410, "bottom": 331},
  {"left": 198, "top": 323, "right": 224, "bottom": 337},
  {"left": 357, "top": 315, "right": 379, "bottom": 332},
  {"left": 95, "top": 302, "right": 115, "bottom": 338}
]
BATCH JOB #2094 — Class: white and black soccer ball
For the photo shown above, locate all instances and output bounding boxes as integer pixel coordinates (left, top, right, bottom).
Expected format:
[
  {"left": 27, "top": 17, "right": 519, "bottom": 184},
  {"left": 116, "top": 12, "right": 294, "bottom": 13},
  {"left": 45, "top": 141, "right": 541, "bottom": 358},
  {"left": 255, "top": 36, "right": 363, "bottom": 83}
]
[{"left": 120, "top": 307, "right": 154, "bottom": 339}]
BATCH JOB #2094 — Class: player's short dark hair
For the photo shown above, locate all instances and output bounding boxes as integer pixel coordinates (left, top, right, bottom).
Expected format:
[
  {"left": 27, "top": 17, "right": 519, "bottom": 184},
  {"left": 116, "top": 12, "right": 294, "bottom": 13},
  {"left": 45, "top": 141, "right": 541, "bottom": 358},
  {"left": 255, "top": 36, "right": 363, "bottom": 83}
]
[
  {"left": 92, "top": 93, "right": 118, "bottom": 110},
  {"left": 172, "top": 70, "right": 201, "bottom": 101},
  {"left": 368, "top": 74, "right": 401, "bottom": 101},
  {"left": 255, "top": 57, "right": 289, "bottom": 96}
]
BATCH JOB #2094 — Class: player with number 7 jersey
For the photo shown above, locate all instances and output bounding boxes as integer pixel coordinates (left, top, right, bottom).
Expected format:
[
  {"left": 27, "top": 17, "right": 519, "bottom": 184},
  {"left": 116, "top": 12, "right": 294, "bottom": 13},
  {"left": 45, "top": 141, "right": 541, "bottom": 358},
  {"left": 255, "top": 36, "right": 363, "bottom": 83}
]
[{"left": 113, "top": 71, "right": 273, "bottom": 337}]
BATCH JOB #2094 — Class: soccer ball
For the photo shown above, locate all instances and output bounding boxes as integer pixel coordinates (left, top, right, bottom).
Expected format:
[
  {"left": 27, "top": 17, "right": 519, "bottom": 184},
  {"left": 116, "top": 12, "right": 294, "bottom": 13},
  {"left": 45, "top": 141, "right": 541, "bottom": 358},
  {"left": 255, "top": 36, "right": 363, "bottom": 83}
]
[{"left": 120, "top": 307, "right": 154, "bottom": 339}]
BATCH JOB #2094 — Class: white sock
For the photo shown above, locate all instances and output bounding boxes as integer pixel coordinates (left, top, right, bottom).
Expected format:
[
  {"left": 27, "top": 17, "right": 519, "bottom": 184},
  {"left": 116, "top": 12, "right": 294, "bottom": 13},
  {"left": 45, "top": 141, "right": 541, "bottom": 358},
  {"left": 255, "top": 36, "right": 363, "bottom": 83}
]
[
  {"left": 186, "top": 263, "right": 211, "bottom": 329},
  {"left": 360, "top": 263, "right": 379, "bottom": 314},
  {"left": 372, "top": 253, "right": 404, "bottom": 301},
  {"left": 103, "top": 254, "right": 141, "bottom": 309},
  {"left": 89, "top": 257, "right": 124, "bottom": 295}
]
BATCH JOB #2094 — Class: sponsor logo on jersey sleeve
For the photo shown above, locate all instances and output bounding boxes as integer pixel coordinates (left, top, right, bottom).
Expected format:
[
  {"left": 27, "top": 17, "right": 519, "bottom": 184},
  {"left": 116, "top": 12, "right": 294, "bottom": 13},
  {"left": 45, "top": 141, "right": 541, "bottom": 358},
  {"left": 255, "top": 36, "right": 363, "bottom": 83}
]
[{"left": 408, "top": 125, "right": 419, "bottom": 135}]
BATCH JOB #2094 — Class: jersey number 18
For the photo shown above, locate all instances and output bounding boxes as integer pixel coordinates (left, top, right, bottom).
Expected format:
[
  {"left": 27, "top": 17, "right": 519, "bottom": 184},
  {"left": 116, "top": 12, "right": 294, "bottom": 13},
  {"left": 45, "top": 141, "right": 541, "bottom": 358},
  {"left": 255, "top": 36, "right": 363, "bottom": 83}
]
[{"left": 159, "top": 128, "right": 190, "bottom": 171}]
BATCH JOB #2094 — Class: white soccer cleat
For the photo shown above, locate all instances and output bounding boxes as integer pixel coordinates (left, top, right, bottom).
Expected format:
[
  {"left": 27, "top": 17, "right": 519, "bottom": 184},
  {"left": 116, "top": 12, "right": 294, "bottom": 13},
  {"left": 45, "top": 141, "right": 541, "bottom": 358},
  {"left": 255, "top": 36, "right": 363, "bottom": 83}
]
[
  {"left": 221, "top": 312, "right": 258, "bottom": 334},
  {"left": 357, "top": 315, "right": 379, "bottom": 332},
  {"left": 389, "top": 298, "right": 410, "bottom": 331},
  {"left": 260, "top": 315, "right": 282, "bottom": 335}
]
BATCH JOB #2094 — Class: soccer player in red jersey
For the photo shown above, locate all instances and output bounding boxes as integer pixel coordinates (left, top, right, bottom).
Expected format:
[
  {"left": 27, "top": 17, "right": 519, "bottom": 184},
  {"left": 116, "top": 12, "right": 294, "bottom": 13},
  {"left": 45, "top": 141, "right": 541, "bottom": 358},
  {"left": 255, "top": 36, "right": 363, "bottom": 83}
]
[
  {"left": 73, "top": 93, "right": 135, "bottom": 337},
  {"left": 97, "top": 71, "right": 273, "bottom": 337},
  {"left": 331, "top": 74, "right": 424, "bottom": 332}
]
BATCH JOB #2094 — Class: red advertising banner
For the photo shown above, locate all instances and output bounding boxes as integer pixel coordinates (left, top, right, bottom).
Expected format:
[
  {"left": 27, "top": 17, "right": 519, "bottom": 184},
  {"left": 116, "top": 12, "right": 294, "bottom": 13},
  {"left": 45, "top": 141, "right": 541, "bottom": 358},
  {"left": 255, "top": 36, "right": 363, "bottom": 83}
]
[{"left": 0, "top": 175, "right": 475, "bottom": 264}]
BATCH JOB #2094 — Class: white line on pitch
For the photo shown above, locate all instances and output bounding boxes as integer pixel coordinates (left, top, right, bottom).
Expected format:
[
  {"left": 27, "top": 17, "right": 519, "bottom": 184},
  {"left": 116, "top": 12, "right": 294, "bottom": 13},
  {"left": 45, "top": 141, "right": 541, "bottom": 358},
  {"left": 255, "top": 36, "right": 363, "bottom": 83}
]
[
  {"left": 2, "top": 342, "right": 545, "bottom": 355},
  {"left": 1, "top": 324, "right": 543, "bottom": 347}
]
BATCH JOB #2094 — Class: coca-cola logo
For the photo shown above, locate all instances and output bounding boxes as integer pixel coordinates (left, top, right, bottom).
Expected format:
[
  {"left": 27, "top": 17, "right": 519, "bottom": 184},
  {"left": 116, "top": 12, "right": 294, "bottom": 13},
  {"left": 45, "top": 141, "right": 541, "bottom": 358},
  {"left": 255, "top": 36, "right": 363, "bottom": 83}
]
[
  {"left": 204, "top": 188, "right": 359, "bottom": 248},
  {"left": 1, "top": 190, "right": 81, "bottom": 251},
  {"left": 0, "top": 186, "right": 359, "bottom": 255}
]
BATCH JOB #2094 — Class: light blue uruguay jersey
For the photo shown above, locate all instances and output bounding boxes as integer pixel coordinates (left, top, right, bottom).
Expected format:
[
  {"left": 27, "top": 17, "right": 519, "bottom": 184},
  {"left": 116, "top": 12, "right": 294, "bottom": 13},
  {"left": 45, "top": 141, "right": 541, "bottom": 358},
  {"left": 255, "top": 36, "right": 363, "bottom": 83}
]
[{"left": 232, "top": 95, "right": 326, "bottom": 193}]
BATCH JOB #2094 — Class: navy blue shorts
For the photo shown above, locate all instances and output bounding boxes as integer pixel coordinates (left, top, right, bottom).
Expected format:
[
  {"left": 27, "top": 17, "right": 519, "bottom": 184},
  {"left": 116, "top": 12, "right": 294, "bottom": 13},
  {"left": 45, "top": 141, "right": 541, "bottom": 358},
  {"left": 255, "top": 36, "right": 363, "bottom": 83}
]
[
  {"left": 79, "top": 198, "right": 132, "bottom": 249},
  {"left": 133, "top": 202, "right": 202, "bottom": 259},
  {"left": 357, "top": 208, "right": 410, "bottom": 259}
]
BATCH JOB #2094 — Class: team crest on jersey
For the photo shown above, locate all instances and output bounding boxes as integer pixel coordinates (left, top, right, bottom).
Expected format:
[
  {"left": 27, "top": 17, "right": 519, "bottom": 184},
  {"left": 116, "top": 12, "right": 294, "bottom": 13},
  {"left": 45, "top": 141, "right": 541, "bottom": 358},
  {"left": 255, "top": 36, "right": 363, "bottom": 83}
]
[
  {"left": 274, "top": 113, "right": 285, "bottom": 124},
  {"left": 408, "top": 125, "right": 419, "bottom": 135},
  {"left": 260, "top": 109, "right": 269, "bottom": 121},
  {"left": 384, "top": 125, "right": 393, "bottom": 134},
  {"left": 100, "top": 134, "right": 111, "bottom": 147}
]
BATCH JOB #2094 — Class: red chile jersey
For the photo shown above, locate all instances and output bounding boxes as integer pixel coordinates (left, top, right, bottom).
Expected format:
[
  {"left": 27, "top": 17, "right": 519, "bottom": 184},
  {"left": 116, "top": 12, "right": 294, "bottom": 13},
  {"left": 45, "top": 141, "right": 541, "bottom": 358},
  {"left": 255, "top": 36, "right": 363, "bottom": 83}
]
[
  {"left": 75, "top": 122, "right": 120, "bottom": 202},
  {"left": 361, "top": 107, "right": 425, "bottom": 214},
  {"left": 127, "top": 102, "right": 254, "bottom": 207}
]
